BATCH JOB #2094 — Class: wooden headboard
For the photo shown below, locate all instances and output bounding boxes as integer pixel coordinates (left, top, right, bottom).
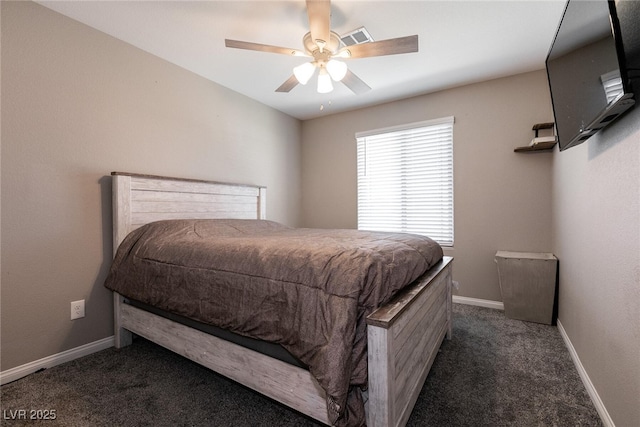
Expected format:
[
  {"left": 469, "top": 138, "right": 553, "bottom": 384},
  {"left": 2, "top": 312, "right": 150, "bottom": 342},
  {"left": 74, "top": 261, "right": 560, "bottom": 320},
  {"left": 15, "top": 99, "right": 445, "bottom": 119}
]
[{"left": 111, "top": 172, "right": 266, "bottom": 254}]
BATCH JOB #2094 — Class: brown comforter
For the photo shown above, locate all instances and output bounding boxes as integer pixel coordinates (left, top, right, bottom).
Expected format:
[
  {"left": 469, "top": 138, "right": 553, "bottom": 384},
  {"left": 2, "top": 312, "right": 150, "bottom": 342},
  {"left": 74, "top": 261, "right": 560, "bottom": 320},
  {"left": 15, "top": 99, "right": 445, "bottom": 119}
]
[{"left": 104, "top": 219, "right": 443, "bottom": 426}]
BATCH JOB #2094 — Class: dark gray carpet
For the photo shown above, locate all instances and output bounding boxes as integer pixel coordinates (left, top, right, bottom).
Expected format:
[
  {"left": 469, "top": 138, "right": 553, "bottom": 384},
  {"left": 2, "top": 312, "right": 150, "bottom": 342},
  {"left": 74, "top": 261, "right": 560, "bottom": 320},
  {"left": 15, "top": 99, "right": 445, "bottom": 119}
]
[{"left": 1, "top": 304, "right": 602, "bottom": 426}]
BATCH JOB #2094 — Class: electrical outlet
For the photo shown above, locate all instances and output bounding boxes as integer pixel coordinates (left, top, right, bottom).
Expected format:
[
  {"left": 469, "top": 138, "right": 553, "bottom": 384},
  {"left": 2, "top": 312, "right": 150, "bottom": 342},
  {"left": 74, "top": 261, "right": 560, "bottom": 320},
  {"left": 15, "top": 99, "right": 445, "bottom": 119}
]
[{"left": 70, "top": 300, "right": 85, "bottom": 320}]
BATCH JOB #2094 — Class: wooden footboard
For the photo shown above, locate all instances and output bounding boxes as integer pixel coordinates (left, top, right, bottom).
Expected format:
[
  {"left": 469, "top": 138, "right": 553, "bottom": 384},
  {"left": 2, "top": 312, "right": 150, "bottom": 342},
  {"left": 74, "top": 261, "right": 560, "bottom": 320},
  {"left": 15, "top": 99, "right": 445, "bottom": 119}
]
[{"left": 367, "top": 256, "right": 453, "bottom": 427}]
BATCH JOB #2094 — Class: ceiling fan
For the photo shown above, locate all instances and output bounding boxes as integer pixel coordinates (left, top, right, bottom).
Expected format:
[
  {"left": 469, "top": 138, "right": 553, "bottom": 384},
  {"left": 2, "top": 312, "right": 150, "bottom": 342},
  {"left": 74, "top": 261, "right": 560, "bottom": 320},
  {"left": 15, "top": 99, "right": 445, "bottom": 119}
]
[{"left": 224, "top": 0, "right": 418, "bottom": 94}]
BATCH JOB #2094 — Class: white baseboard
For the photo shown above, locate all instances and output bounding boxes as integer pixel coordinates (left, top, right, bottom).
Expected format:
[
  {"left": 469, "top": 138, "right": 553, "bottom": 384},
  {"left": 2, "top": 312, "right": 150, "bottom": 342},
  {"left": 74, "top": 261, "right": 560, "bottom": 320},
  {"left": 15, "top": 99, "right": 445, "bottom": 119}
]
[
  {"left": 557, "top": 320, "right": 614, "bottom": 427},
  {"left": 0, "top": 336, "right": 114, "bottom": 385},
  {"left": 453, "top": 295, "right": 504, "bottom": 310}
]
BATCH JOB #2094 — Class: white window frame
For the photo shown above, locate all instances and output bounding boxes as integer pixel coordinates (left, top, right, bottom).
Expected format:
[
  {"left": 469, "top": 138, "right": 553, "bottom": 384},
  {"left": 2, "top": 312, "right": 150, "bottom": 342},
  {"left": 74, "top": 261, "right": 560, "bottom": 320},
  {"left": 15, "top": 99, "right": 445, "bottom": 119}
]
[{"left": 356, "top": 116, "right": 454, "bottom": 247}]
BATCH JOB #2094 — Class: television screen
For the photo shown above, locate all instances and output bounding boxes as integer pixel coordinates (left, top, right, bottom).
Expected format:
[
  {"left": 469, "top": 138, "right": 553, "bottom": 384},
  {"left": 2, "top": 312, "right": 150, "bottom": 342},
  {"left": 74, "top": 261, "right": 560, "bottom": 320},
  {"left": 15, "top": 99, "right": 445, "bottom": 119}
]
[{"left": 546, "top": 0, "right": 635, "bottom": 151}]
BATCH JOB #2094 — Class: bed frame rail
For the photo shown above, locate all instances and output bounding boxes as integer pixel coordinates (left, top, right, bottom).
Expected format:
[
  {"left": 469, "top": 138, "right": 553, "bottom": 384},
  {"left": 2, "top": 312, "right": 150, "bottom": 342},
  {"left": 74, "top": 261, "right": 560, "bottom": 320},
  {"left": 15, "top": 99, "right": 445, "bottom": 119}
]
[{"left": 119, "top": 302, "right": 331, "bottom": 424}]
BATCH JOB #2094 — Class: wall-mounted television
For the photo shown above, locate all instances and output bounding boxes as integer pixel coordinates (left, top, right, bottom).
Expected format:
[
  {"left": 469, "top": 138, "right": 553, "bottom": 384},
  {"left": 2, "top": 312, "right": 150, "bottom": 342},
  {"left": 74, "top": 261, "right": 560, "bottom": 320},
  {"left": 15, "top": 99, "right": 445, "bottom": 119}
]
[{"left": 546, "top": 0, "right": 639, "bottom": 151}]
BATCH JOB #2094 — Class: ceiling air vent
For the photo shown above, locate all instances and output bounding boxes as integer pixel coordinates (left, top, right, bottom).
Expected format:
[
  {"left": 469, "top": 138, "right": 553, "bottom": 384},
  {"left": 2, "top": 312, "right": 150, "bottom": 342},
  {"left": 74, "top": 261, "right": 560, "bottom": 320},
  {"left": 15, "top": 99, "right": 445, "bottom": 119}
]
[{"left": 340, "top": 27, "right": 374, "bottom": 47}]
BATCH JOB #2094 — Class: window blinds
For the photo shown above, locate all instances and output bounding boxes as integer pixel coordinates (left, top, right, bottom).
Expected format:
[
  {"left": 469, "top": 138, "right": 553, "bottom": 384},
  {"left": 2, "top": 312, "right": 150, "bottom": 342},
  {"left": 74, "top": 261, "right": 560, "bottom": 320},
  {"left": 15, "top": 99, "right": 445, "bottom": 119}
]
[
  {"left": 356, "top": 116, "right": 454, "bottom": 246},
  {"left": 600, "top": 70, "right": 624, "bottom": 104}
]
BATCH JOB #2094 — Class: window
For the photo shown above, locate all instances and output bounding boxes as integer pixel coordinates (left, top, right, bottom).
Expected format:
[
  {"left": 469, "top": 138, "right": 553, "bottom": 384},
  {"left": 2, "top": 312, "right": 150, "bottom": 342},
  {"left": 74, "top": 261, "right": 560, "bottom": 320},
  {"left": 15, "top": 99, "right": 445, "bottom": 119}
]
[
  {"left": 356, "top": 117, "right": 454, "bottom": 246},
  {"left": 600, "top": 70, "right": 623, "bottom": 104}
]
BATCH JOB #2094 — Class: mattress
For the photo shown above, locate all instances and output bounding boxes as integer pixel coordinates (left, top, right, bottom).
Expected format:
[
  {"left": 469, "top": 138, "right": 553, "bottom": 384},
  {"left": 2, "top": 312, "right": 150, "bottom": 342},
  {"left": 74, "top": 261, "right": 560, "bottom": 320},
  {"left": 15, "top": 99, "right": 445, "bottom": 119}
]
[{"left": 104, "top": 219, "right": 443, "bottom": 425}]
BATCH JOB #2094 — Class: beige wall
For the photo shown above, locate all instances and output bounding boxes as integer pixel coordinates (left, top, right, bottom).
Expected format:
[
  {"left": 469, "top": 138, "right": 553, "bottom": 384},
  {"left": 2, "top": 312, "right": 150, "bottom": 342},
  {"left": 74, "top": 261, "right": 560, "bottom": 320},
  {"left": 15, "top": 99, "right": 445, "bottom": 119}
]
[
  {"left": 552, "top": 107, "right": 640, "bottom": 425},
  {"left": 1, "top": 1, "right": 302, "bottom": 370},
  {"left": 301, "top": 70, "right": 555, "bottom": 302}
]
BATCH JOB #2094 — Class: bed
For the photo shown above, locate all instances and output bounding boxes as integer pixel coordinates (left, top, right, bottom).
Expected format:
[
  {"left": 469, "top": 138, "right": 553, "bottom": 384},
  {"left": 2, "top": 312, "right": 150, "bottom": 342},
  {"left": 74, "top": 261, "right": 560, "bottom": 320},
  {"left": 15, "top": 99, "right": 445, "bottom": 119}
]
[{"left": 106, "top": 172, "right": 453, "bottom": 427}]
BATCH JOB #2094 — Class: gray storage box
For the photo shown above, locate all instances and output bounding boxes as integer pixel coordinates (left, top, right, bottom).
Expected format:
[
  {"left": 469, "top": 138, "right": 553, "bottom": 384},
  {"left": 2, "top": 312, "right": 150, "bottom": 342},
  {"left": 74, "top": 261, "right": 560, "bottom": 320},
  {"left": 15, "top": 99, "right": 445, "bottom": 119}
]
[{"left": 495, "top": 251, "right": 558, "bottom": 325}]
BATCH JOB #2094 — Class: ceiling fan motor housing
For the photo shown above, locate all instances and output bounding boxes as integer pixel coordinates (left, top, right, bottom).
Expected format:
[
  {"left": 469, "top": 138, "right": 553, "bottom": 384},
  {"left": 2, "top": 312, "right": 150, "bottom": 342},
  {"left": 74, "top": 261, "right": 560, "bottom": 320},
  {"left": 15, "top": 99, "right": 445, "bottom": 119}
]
[{"left": 303, "top": 31, "right": 342, "bottom": 58}]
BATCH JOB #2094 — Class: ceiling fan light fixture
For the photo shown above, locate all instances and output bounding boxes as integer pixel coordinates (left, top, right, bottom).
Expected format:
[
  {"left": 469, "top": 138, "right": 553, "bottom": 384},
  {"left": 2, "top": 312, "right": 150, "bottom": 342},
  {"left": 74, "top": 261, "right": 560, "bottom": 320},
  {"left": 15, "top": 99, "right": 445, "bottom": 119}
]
[
  {"left": 326, "top": 59, "right": 348, "bottom": 81},
  {"left": 293, "top": 62, "right": 316, "bottom": 85},
  {"left": 317, "top": 68, "right": 333, "bottom": 93}
]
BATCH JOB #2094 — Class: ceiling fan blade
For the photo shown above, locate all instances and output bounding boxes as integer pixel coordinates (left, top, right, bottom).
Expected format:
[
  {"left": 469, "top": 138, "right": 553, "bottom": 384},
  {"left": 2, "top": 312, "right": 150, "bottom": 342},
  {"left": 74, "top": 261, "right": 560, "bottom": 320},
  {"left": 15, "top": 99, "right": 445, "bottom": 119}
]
[
  {"left": 341, "top": 69, "right": 371, "bottom": 94},
  {"left": 340, "top": 35, "right": 418, "bottom": 59},
  {"left": 306, "top": 0, "right": 331, "bottom": 49},
  {"left": 275, "top": 75, "right": 300, "bottom": 93},
  {"left": 225, "top": 39, "right": 304, "bottom": 56}
]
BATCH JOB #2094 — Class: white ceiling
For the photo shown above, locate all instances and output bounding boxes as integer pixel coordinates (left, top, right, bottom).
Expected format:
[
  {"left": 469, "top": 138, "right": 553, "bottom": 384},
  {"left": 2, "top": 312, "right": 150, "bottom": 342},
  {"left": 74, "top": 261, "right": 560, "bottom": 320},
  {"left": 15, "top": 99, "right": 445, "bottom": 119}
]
[{"left": 37, "top": 0, "right": 567, "bottom": 120}]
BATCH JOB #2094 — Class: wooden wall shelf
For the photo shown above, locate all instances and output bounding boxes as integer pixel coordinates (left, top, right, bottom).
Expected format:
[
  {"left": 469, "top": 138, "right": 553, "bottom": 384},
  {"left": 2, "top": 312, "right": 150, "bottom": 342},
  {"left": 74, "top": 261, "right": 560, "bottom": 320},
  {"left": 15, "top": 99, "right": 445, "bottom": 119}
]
[
  {"left": 514, "top": 141, "right": 557, "bottom": 152},
  {"left": 515, "top": 122, "right": 556, "bottom": 153}
]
